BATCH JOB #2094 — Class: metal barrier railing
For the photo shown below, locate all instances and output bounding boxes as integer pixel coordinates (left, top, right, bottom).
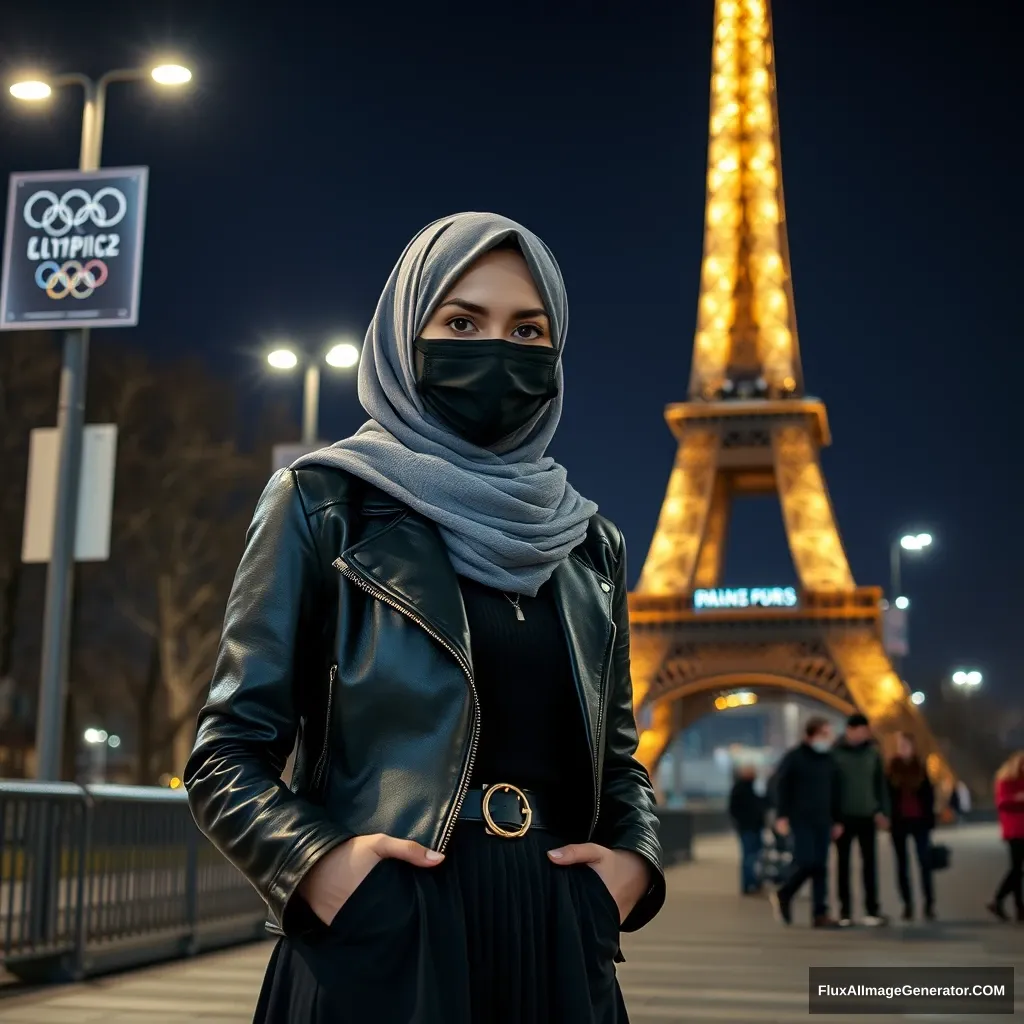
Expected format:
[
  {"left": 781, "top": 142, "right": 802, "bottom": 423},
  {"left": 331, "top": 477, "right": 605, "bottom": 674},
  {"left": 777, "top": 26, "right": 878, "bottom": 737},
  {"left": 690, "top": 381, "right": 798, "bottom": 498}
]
[
  {"left": 0, "top": 781, "right": 265, "bottom": 983},
  {"left": 0, "top": 781, "right": 728, "bottom": 985}
]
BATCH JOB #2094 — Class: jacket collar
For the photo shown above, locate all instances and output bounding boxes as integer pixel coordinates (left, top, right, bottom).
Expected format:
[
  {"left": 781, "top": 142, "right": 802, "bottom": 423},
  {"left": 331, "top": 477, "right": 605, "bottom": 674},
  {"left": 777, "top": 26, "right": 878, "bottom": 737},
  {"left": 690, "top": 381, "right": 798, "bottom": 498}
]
[{"left": 337, "top": 509, "right": 614, "bottom": 702}]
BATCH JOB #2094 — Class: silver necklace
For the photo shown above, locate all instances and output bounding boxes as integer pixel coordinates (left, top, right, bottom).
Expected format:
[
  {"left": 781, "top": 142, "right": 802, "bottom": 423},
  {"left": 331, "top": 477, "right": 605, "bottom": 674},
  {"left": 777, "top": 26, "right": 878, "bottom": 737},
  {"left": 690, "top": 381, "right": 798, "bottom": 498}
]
[{"left": 503, "top": 593, "right": 525, "bottom": 622}]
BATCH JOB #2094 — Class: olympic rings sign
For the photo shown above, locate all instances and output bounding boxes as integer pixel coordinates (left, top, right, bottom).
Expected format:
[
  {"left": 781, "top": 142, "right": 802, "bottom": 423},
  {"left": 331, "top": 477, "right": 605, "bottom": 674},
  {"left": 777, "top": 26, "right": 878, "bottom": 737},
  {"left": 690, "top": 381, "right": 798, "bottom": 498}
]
[
  {"left": 2, "top": 166, "right": 148, "bottom": 331},
  {"left": 23, "top": 188, "right": 127, "bottom": 237},
  {"left": 34, "top": 259, "right": 109, "bottom": 299}
]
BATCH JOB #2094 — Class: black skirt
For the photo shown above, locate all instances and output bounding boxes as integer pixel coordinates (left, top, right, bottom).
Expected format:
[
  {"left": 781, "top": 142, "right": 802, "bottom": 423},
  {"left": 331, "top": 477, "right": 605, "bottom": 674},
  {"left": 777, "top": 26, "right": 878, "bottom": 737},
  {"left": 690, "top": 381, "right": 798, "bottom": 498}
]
[{"left": 253, "top": 824, "right": 628, "bottom": 1024}]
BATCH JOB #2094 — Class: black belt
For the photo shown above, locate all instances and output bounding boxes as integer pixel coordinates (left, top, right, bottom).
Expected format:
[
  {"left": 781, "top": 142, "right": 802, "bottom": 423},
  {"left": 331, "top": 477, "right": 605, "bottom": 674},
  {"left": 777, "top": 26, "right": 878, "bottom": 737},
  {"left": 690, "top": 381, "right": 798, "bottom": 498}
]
[{"left": 458, "top": 784, "right": 550, "bottom": 837}]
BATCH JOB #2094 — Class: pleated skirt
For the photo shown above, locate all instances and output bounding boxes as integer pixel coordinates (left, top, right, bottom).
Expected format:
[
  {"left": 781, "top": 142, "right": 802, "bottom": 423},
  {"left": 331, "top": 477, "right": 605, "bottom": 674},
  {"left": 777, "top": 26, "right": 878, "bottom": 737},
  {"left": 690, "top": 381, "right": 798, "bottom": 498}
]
[{"left": 253, "top": 823, "right": 628, "bottom": 1024}]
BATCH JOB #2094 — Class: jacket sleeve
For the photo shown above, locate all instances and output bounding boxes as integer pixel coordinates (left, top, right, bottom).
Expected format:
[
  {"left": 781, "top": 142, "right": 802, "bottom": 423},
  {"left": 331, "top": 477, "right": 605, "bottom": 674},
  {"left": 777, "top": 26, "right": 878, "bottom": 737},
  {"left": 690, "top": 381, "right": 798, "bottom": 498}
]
[
  {"left": 830, "top": 758, "right": 842, "bottom": 822},
  {"left": 593, "top": 527, "right": 666, "bottom": 933},
  {"left": 773, "top": 752, "right": 793, "bottom": 819},
  {"left": 184, "top": 470, "right": 351, "bottom": 931},
  {"left": 875, "top": 752, "right": 891, "bottom": 817},
  {"left": 921, "top": 777, "right": 936, "bottom": 830},
  {"left": 728, "top": 783, "right": 740, "bottom": 823},
  {"left": 995, "top": 779, "right": 1023, "bottom": 812}
]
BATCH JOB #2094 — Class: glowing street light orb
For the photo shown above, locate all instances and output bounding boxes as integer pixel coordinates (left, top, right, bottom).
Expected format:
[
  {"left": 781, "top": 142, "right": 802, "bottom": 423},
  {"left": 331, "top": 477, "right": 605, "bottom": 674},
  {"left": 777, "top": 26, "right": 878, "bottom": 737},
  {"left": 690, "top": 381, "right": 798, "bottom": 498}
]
[
  {"left": 108, "top": 734, "right": 121, "bottom": 749},
  {"left": 910, "top": 691, "right": 926, "bottom": 705},
  {"left": 267, "top": 348, "right": 299, "bottom": 370},
  {"left": 10, "top": 79, "right": 51, "bottom": 101},
  {"left": 83, "top": 728, "right": 101, "bottom": 744},
  {"left": 151, "top": 64, "right": 192, "bottom": 86},
  {"left": 900, "top": 532, "right": 933, "bottom": 552},
  {"left": 894, "top": 596, "right": 910, "bottom": 610},
  {"left": 326, "top": 342, "right": 360, "bottom": 368},
  {"left": 952, "top": 669, "right": 983, "bottom": 689}
]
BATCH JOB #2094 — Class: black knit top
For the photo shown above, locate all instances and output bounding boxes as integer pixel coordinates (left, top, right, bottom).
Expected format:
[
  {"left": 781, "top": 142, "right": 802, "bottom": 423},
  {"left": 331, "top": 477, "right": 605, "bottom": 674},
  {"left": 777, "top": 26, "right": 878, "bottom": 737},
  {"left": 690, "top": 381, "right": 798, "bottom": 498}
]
[{"left": 458, "top": 575, "right": 591, "bottom": 838}]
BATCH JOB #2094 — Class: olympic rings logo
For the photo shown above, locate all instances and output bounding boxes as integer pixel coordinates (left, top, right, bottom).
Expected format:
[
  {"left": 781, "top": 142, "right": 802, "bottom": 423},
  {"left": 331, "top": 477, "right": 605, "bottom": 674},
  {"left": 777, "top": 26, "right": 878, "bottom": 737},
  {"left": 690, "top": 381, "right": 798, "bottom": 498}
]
[
  {"left": 35, "top": 259, "right": 109, "bottom": 299},
  {"left": 23, "top": 187, "right": 127, "bottom": 237}
]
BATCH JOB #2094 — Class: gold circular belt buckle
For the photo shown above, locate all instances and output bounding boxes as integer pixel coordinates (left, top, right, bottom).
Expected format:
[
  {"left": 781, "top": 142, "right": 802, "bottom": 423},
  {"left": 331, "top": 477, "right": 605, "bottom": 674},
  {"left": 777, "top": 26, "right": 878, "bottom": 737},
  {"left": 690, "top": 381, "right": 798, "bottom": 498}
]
[{"left": 481, "top": 783, "right": 533, "bottom": 839}]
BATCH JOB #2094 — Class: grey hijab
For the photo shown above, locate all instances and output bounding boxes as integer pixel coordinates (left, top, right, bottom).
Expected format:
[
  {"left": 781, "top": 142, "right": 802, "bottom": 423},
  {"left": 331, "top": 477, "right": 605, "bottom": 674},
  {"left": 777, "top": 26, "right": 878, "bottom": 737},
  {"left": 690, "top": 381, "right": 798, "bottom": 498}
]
[{"left": 292, "top": 211, "right": 598, "bottom": 597}]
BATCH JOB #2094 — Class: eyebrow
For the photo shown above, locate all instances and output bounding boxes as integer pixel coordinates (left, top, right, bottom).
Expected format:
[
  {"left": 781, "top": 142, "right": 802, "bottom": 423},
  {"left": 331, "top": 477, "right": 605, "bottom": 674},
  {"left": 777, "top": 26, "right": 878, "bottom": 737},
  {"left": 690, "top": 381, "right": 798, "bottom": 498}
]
[{"left": 438, "top": 298, "right": 549, "bottom": 320}]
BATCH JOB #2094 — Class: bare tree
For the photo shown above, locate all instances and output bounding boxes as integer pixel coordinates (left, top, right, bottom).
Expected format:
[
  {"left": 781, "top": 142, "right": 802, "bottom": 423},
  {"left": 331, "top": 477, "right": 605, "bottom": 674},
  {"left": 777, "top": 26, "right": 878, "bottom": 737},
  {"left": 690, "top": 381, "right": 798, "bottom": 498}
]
[
  {"left": 0, "top": 333, "right": 59, "bottom": 681},
  {"left": 88, "top": 345, "right": 262, "bottom": 773},
  {"left": 0, "top": 333, "right": 59, "bottom": 764}
]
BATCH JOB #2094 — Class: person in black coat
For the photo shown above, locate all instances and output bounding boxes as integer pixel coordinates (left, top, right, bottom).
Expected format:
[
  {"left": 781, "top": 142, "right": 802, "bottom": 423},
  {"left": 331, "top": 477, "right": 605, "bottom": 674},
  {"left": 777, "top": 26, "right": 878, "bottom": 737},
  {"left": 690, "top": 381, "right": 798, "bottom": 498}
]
[
  {"left": 728, "top": 765, "right": 767, "bottom": 894},
  {"left": 769, "top": 716, "right": 843, "bottom": 927},
  {"left": 886, "top": 732, "right": 936, "bottom": 920}
]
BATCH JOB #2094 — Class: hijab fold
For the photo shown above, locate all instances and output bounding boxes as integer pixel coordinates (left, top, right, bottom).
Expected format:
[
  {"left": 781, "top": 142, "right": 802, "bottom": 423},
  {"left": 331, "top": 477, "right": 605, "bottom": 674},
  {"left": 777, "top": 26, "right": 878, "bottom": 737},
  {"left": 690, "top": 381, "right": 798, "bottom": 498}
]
[{"left": 292, "top": 212, "right": 597, "bottom": 597}]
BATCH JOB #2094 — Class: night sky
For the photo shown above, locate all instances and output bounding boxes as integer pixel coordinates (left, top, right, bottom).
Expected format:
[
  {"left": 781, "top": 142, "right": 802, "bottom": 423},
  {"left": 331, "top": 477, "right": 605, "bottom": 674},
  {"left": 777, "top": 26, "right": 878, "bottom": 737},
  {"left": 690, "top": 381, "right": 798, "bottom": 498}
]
[{"left": 2, "top": 1, "right": 1021, "bottom": 705}]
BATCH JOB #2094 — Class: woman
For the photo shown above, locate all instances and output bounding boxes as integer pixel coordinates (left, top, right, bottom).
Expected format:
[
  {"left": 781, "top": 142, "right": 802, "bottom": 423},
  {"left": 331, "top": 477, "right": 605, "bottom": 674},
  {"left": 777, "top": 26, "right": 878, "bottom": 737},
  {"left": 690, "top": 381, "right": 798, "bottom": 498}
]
[
  {"left": 185, "top": 212, "right": 665, "bottom": 1024},
  {"left": 728, "top": 764, "right": 766, "bottom": 894},
  {"left": 885, "top": 733, "right": 936, "bottom": 921},
  {"left": 987, "top": 751, "right": 1024, "bottom": 922}
]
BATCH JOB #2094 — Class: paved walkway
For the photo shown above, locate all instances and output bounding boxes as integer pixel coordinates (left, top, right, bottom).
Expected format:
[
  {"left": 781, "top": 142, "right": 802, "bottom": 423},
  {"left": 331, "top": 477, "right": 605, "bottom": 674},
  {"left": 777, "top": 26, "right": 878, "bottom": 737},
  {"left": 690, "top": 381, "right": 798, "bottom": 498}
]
[{"left": 0, "top": 824, "right": 1019, "bottom": 1022}]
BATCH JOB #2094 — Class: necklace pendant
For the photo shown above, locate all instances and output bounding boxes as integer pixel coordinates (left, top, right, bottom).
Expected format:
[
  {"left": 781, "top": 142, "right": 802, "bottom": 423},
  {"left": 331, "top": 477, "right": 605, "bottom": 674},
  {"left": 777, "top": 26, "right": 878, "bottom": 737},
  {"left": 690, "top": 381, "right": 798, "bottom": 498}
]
[{"left": 515, "top": 605, "right": 525, "bottom": 622}]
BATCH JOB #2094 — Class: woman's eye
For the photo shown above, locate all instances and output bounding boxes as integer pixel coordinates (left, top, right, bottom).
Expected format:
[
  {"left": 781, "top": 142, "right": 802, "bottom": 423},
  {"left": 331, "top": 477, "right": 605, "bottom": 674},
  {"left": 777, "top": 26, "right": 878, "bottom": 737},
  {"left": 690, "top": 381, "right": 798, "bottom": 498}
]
[
  {"left": 447, "top": 317, "right": 476, "bottom": 334},
  {"left": 512, "top": 323, "right": 544, "bottom": 341}
]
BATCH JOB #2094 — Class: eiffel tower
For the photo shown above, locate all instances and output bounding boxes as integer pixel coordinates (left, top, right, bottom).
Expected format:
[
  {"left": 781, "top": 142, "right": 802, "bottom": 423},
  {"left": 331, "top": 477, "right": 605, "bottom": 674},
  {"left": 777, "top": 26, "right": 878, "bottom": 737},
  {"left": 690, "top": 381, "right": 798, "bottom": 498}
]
[{"left": 629, "top": 0, "right": 953, "bottom": 795}]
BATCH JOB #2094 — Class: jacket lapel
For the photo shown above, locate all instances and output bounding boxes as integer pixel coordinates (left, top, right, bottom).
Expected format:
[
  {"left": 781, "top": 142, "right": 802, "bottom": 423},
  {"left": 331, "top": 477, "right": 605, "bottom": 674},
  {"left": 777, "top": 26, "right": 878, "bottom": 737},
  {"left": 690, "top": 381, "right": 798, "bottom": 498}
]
[
  {"left": 550, "top": 552, "right": 616, "bottom": 760},
  {"left": 337, "top": 511, "right": 473, "bottom": 673}
]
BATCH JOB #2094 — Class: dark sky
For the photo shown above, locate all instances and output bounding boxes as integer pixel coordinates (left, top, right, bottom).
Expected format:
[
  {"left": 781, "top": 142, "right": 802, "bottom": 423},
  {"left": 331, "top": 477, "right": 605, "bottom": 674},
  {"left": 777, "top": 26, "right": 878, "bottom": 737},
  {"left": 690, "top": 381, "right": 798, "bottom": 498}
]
[{"left": 2, "top": 1, "right": 1021, "bottom": 703}]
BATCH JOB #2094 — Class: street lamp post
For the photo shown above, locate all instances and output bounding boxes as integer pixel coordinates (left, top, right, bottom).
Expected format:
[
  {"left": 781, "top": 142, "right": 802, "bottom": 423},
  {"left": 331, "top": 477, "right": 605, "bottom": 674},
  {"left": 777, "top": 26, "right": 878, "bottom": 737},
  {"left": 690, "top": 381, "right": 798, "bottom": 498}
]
[
  {"left": 951, "top": 669, "right": 983, "bottom": 692},
  {"left": 888, "top": 532, "right": 932, "bottom": 678},
  {"left": 10, "top": 63, "right": 191, "bottom": 780},
  {"left": 890, "top": 532, "right": 933, "bottom": 604},
  {"left": 267, "top": 341, "right": 360, "bottom": 446}
]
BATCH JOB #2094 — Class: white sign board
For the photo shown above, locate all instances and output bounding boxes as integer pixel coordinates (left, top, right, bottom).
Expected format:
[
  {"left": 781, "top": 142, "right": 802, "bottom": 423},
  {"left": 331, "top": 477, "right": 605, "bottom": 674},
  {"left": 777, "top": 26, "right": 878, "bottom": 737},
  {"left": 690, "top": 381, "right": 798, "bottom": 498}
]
[
  {"left": 272, "top": 442, "right": 325, "bottom": 473},
  {"left": 883, "top": 606, "right": 909, "bottom": 657},
  {"left": 22, "top": 424, "right": 118, "bottom": 563}
]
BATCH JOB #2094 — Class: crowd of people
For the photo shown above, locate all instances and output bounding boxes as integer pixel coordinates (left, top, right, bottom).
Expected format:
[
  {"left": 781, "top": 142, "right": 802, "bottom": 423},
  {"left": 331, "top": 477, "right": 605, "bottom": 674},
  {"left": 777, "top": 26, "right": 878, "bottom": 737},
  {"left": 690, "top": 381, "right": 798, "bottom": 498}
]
[{"left": 726, "top": 713, "right": 1024, "bottom": 927}]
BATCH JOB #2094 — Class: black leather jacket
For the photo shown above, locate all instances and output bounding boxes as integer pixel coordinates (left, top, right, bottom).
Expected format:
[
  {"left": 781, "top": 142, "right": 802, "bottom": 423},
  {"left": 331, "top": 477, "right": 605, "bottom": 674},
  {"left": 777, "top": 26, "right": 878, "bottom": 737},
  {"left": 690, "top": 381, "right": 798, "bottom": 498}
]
[{"left": 185, "top": 466, "right": 665, "bottom": 936}]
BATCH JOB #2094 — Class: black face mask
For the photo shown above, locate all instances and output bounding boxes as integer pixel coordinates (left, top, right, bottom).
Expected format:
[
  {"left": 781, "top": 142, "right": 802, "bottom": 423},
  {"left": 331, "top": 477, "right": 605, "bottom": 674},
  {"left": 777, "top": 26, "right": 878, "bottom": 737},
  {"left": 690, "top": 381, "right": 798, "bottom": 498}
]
[{"left": 414, "top": 338, "right": 559, "bottom": 448}]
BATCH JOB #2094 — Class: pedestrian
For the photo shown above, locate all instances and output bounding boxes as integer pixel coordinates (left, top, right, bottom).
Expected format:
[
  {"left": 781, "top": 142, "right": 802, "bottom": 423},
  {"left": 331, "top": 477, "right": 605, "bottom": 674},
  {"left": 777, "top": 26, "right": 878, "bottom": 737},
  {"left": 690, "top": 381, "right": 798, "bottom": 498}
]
[
  {"left": 886, "top": 732, "right": 936, "bottom": 921},
  {"left": 728, "top": 764, "right": 766, "bottom": 894},
  {"left": 185, "top": 213, "right": 664, "bottom": 1024},
  {"left": 768, "top": 716, "right": 843, "bottom": 928},
  {"left": 831, "top": 713, "right": 890, "bottom": 927},
  {"left": 987, "top": 751, "right": 1024, "bottom": 922}
]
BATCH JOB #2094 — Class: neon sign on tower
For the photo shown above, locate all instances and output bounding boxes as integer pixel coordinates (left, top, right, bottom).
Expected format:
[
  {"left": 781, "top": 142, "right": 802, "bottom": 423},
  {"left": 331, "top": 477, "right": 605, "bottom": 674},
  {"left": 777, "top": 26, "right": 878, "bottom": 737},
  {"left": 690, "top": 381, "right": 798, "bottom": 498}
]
[{"left": 693, "top": 587, "right": 798, "bottom": 610}]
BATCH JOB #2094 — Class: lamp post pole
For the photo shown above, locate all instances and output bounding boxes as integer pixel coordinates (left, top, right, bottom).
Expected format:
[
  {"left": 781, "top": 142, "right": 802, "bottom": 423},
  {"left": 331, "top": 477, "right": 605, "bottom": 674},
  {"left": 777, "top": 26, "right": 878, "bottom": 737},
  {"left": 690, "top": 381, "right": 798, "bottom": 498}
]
[
  {"left": 302, "top": 363, "right": 321, "bottom": 445},
  {"left": 35, "top": 73, "right": 112, "bottom": 781},
  {"left": 890, "top": 538, "right": 901, "bottom": 607},
  {"left": 32, "top": 69, "right": 179, "bottom": 779}
]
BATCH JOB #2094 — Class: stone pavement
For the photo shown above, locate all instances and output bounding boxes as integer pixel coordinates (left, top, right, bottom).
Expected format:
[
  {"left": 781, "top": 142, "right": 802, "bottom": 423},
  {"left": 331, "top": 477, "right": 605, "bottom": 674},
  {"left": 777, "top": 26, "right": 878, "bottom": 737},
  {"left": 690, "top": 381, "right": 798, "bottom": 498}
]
[{"left": 0, "top": 823, "right": 1019, "bottom": 1023}]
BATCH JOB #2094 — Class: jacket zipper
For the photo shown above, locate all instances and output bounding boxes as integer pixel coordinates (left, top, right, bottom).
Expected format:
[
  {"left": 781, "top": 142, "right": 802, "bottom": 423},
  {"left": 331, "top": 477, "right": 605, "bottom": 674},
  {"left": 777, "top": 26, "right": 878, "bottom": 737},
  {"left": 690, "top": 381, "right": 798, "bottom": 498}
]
[
  {"left": 589, "top": 677, "right": 606, "bottom": 837},
  {"left": 310, "top": 663, "right": 337, "bottom": 795},
  {"left": 332, "top": 557, "right": 480, "bottom": 853}
]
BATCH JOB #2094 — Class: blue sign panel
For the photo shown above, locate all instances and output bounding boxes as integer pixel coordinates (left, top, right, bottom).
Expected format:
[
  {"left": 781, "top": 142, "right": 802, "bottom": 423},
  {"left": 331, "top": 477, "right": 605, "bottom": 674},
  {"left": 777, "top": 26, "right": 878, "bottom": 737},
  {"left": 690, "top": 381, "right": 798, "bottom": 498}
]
[
  {"left": 0, "top": 167, "right": 148, "bottom": 330},
  {"left": 693, "top": 586, "right": 798, "bottom": 610}
]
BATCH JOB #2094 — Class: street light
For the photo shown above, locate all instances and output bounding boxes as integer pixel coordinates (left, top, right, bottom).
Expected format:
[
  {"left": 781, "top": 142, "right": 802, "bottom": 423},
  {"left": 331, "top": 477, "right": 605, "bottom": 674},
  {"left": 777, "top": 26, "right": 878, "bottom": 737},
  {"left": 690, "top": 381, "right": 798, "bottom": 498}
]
[
  {"left": 910, "top": 691, "right": 926, "bottom": 705},
  {"left": 888, "top": 531, "right": 932, "bottom": 678},
  {"left": 952, "top": 669, "right": 983, "bottom": 691},
  {"left": 326, "top": 342, "right": 360, "bottom": 368},
  {"left": 266, "top": 340, "right": 361, "bottom": 444},
  {"left": 891, "top": 532, "right": 933, "bottom": 602},
  {"left": 10, "top": 60, "right": 192, "bottom": 781}
]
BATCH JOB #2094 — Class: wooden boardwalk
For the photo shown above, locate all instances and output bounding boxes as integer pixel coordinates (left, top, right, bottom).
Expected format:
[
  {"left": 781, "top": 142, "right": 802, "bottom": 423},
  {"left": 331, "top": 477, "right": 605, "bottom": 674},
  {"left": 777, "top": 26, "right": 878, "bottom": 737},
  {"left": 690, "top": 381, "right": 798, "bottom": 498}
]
[{"left": 0, "top": 823, "right": 1019, "bottom": 1023}]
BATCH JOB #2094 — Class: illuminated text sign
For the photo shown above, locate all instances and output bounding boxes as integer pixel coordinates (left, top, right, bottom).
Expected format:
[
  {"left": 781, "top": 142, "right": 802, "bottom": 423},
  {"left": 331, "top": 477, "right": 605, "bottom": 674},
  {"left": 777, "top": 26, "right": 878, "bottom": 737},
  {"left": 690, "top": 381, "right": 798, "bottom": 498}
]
[{"left": 693, "top": 586, "right": 798, "bottom": 610}]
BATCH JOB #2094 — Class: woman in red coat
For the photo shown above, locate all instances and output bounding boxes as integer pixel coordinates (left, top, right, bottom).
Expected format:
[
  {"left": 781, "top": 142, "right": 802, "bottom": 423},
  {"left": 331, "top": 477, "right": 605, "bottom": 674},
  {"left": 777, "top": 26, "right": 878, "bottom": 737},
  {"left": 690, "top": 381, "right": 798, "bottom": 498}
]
[{"left": 987, "top": 751, "right": 1024, "bottom": 921}]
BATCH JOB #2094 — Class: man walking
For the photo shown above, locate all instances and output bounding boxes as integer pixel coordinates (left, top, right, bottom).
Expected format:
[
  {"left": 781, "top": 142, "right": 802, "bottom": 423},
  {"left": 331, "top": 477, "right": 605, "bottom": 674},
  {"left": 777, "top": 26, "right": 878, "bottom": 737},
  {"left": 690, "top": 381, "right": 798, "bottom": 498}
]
[
  {"left": 769, "top": 716, "right": 843, "bottom": 927},
  {"left": 832, "top": 713, "right": 890, "bottom": 926},
  {"left": 729, "top": 763, "right": 767, "bottom": 894}
]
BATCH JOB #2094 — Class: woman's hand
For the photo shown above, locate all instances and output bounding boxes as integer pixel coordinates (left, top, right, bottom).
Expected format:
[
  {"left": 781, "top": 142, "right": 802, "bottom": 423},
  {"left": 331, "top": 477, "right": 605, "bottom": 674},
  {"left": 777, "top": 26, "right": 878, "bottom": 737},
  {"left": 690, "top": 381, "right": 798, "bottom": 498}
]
[
  {"left": 298, "top": 834, "right": 444, "bottom": 926},
  {"left": 548, "top": 843, "right": 650, "bottom": 923}
]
